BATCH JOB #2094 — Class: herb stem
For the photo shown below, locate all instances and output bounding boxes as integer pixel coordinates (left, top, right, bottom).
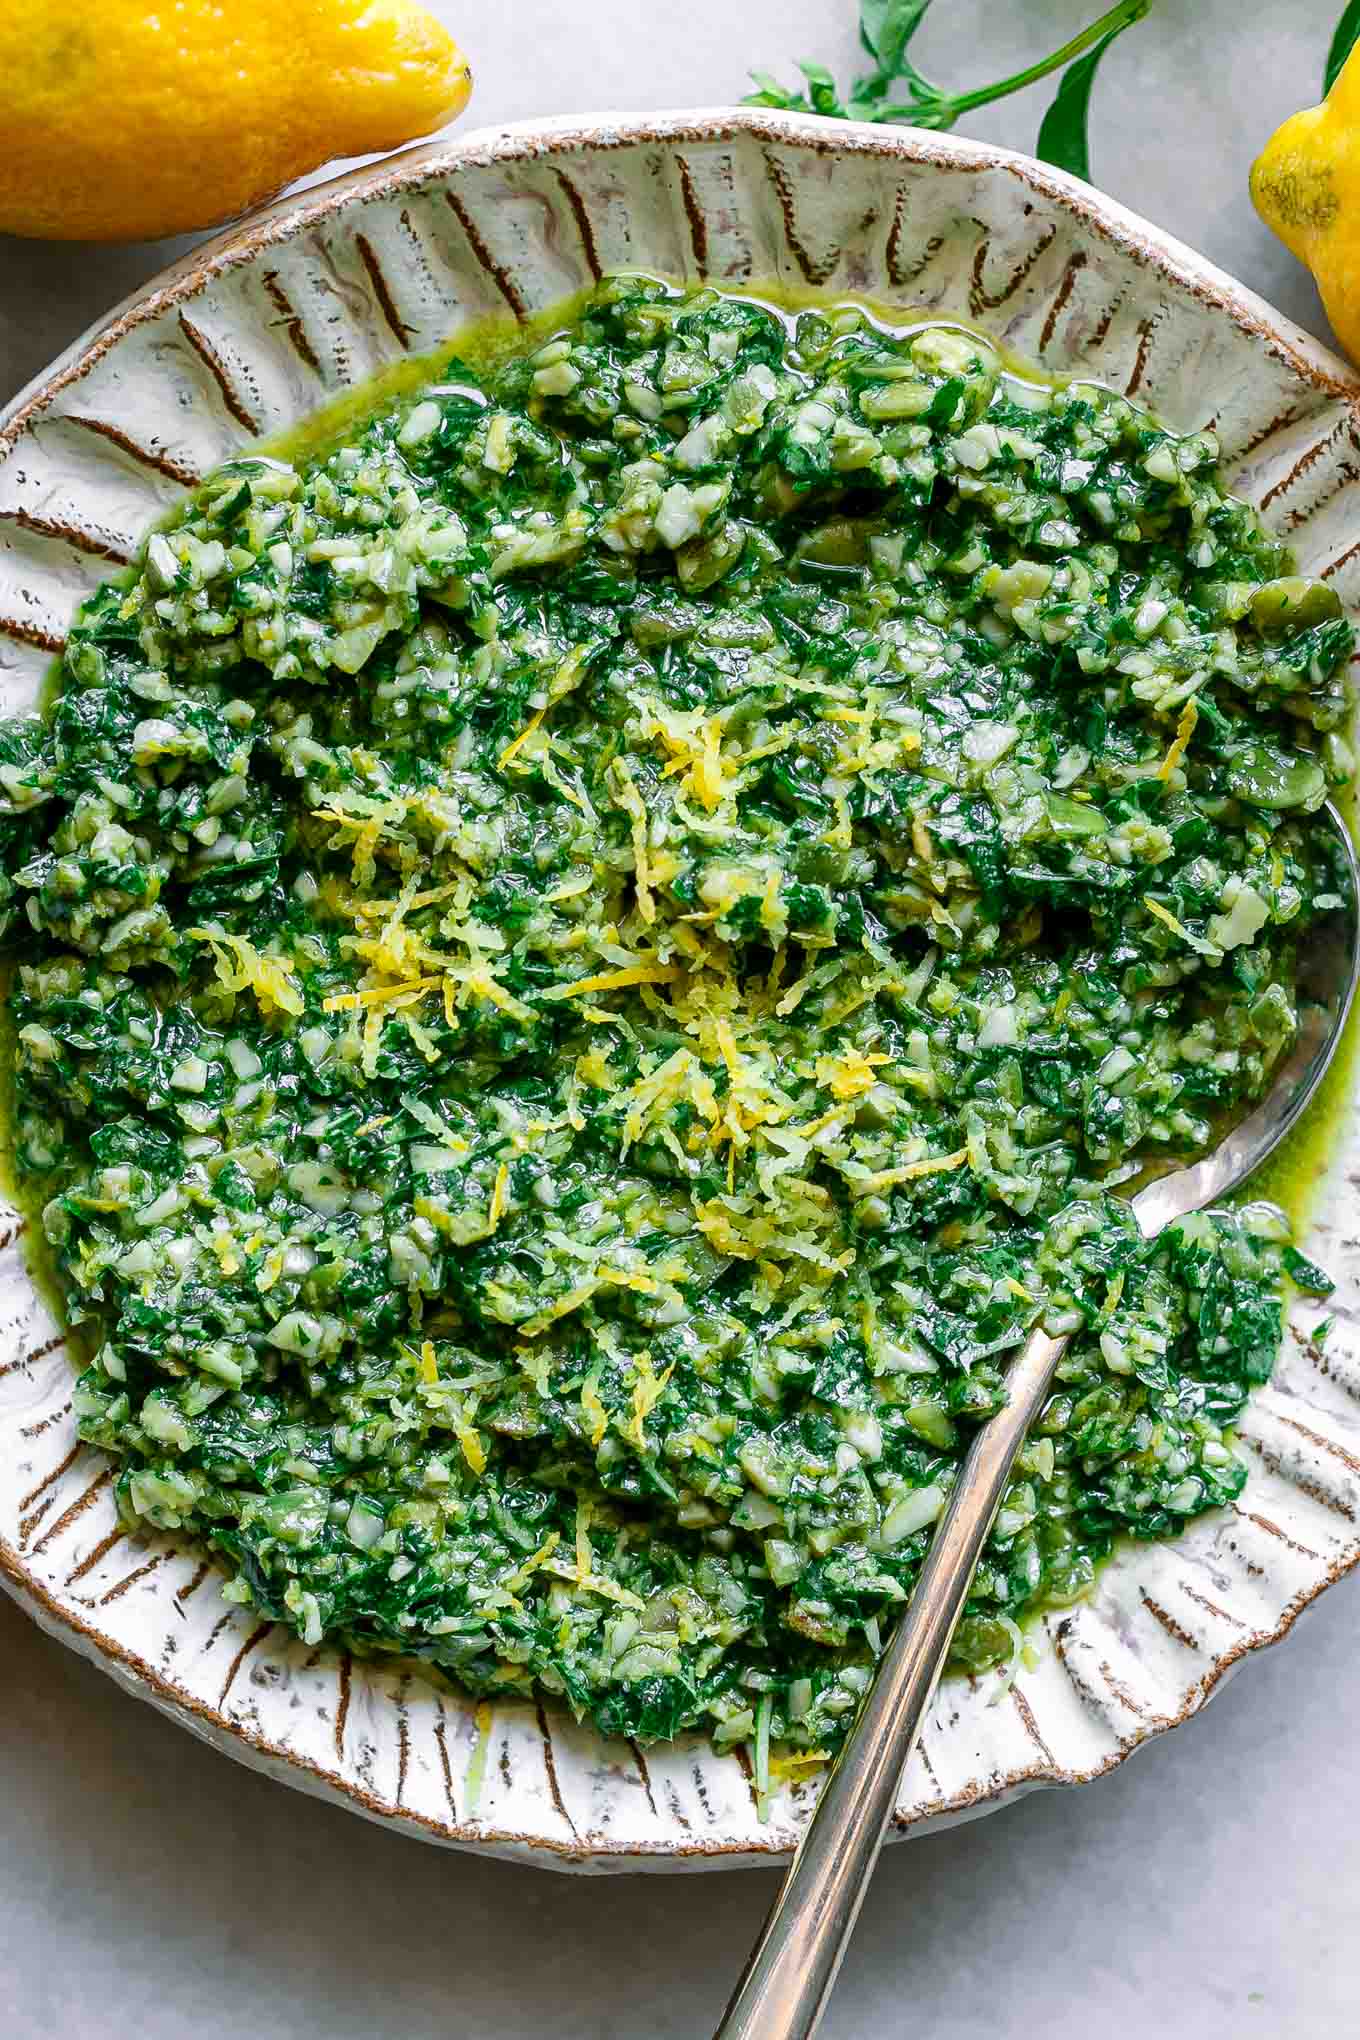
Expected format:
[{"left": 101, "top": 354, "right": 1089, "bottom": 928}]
[{"left": 937, "top": 0, "right": 1149, "bottom": 122}]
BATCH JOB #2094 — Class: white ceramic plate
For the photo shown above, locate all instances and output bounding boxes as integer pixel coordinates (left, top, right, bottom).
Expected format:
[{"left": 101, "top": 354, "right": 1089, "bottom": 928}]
[{"left": 3, "top": 109, "right": 1360, "bottom": 1872}]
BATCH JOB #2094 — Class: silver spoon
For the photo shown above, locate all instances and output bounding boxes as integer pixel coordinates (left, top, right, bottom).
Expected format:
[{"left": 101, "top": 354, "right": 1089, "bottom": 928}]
[{"left": 718, "top": 800, "right": 1360, "bottom": 2040}]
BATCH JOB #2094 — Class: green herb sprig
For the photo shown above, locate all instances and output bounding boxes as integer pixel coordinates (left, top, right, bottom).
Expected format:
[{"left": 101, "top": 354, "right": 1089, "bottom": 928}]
[{"left": 746, "top": 0, "right": 1150, "bottom": 184}]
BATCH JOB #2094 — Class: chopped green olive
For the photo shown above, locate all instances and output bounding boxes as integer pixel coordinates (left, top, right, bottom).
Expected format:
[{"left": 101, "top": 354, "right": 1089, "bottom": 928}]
[{"left": 1223, "top": 743, "right": 1328, "bottom": 811}]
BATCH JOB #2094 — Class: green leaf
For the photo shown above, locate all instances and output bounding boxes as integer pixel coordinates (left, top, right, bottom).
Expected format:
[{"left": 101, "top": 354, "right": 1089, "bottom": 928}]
[
  {"left": 745, "top": 70, "right": 803, "bottom": 111},
  {"left": 1035, "top": 23, "right": 1131, "bottom": 182},
  {"left": 1325, "top": 0, "right": 1360, "bottom": 93},
  {"left": 860, "top": 0, "right": 934, "bottom": 83},
  {"left": 796, "top": 60, "right": 850, "bottom": 119}
]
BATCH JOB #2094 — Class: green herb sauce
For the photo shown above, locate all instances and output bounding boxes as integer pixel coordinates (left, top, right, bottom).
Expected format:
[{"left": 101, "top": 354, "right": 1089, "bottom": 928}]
[{"left": 0, "top": 276, "right": 1351, "bottom": 1758}]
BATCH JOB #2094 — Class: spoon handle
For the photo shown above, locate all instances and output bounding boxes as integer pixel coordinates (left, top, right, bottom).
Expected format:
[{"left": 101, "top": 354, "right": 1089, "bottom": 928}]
[{"left": 714, "top": 1323, "right": 1070, "bottom": 2040}]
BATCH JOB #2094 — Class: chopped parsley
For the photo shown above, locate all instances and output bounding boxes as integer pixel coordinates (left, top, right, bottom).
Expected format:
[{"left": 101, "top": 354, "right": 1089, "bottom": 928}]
[{"left": 0, "top": 278, "right": 1351, "bottom": 1755}]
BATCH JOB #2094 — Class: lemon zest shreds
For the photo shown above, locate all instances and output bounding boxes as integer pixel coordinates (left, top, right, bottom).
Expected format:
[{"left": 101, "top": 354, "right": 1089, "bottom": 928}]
[
  {"left": 627, "top": 1354, "right": 675, "bottom": 1449},
  {"left": 420, "top": 1340, "right": 439, "bottom": 1385},
  {"left": 568, "top": 1570, "right": 646, "bottom": 1611},
  {"left": 309, "top": 790, "right": 415, "bottom": 888},
  {"left": 549, "top": 1536, "right": 647, "bottom": 1609},
  {"left": 818, "top": 1047, "right": 890, "bottom": 1101},
  {"left": 860, "top": 1148, "right": 970, "bottom": 1193},
  {"left": 1157, "top": 696, "right": 1199, "bottom": 781},
  {"left": 608, "top": 756, "right": 655, "bottom": 922},
  {"left": 775, "top": 970, "right": 816, "bottom": 1018},
  {"left": 498, "top": 703, "right": 546, "bottom": 769},
  {"left": 503, "top": 1531, "right": 561, "bottom": 1595},
  {"left": 693, "top": 1199, "right": 762, "bottom": 1259},
  {"left": 1143, "top": 896, "right": 1214, "bottom": 953},
  {"left": 499, "top": 644, "right": 591, "bottom": 769},
  {"left": 325, "top": 974, "right": 442, "bottom": 1012},
  {"left": 597, "top": 1266, "right": 657, "bottom": 1294},
  {"left": 488, "top": 1162, "right": 510, "bottom": 1231},
  {"left": 574, "top": 1498, "right": 593, "bottom": 1581},
  {"left": 453, "top": 1400, "right": 488, "bottom": 1475},
  {"left": 759, "top": 868, "right": 786, "bottom": 941},
  {"left": 521, "top": 1278, "right": 603, "bottom": 1338},
  {"left": 352, "top": 881, "right": 465, "bottom": 918},
  {"left": 737, "top": 732, "right": 797, "bottom": 766},
  {"left": 547, "top": 963, "right": 681, "bottom": 1000},
  {"left": 460, "top": 966, "right": 534, "bottom": 1020},
  {"left": 576, "top": 1043, "right": 617, "bottom": 1090},
  {"left": 797, "top": 1102, "right": 851, "bottom": 1142},
  {"left": 361, "top": 1006, "right": 384, "bottom": 1077},
  {"left": 644, "top": 703, "right": 735, "bottom": 813},
  {"left": 691, "top": 719, "right": 732, "bottom": 812},
  {"left": 624, "top": 1047, "right": 719, "bottom": 1151},
  {"left": 539, "top": 758, "right": 592, "bottom": 814},
  {"left": 189, "top": 925, "right": 304, "bottom": 1018},
  {"left": 580, "top": 1366, "right": 609, "bottom": 1447},
  {"left": 546, "top": 871, "right": 593, "bottom": 904},
  {"left": 1145, "top": 897, "right": 1188, "bottom": 936},
  {"left": 403, "top": 998, "right": 451, "bottom": 1060}
]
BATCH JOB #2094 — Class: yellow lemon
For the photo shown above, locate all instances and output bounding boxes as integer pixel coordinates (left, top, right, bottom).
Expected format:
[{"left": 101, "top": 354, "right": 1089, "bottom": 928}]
[
  {"left": 0, "top": 0, "right": 472, "bottom": 242},
  {"left": 1251, "top": 46, "right": 1360, "bottom": 363}
]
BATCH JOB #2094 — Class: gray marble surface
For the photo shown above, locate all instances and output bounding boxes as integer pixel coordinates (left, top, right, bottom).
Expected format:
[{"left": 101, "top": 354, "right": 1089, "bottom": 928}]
[{"left": 2, "top": 4, "right": 1358, "bottom": 2036}]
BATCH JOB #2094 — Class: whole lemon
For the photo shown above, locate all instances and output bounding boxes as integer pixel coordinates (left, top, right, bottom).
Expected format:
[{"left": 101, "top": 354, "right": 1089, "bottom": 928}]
[
  {"left": 1, "top": 0, "right": 472, "bottom": 242},
  {"left": 1251, "top": 48, "right": 1360, "bottom": 363}
]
